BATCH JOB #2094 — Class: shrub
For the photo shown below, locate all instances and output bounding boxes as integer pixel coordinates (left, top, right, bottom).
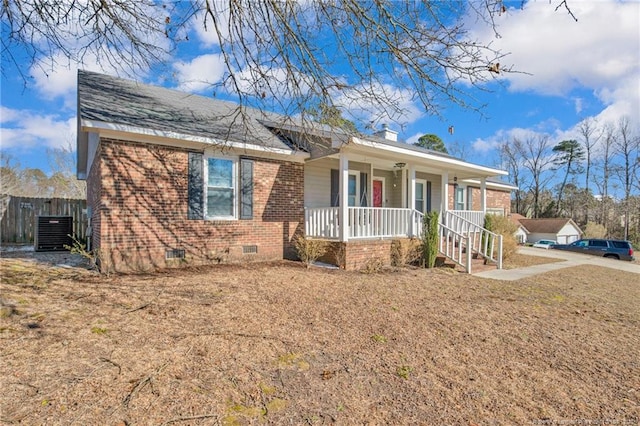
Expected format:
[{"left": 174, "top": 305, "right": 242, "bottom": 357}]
[
  {"left": 292, "top": 235, "right": 327, "bottom": 268},
  {"left": 360, "top": 257, "right": 384, "bottom": 274},
  {"left": 484, "top": 214, "right": 518, "bottom": 260},
  {"left": 390, "top": 238, "right": 422, "bottom": 267},
  {"left": 422, "top": 211, "right": 439, "bottom": 268}
]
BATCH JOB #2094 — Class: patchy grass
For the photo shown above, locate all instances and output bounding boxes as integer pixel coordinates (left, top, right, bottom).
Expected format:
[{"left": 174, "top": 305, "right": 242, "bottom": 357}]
[
  {"left": 503, "top": 251, "right": 564, "bottom": 269},
  {"left": 1, "top": 256, "right": 638, "bottom": 425}
]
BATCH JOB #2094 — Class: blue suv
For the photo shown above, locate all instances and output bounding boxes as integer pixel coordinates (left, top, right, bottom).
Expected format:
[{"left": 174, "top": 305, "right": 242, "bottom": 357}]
[{"left": 552, "top": 239, "right": 635, "bottom": 261}]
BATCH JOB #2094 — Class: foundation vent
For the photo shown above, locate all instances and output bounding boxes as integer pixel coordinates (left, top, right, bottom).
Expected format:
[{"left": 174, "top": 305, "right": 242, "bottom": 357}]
[
  {"left": 166, "top": 249, "right": 186, "bottom": 259},
  {"left": 242, "top": 245, "right": 258, "bottom": 254}
]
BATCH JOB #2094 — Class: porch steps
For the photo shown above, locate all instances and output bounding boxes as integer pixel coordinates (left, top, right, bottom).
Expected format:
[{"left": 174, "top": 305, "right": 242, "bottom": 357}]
[
  {"left": 437, "top": 236, "right": 499, "bottom": 273},
  {"left": 437, "top": 254, "right": 498, "bottom": 273}
]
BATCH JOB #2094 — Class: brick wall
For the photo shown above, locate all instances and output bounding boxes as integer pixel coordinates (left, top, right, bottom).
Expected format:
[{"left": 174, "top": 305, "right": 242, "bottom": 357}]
[
  {"left": 344, "top": 239, "right": 392, "bottom": 271},
  {"left": 486, "top": 188, "right": 511, "bottom": 215},
  {"left": 90, "top": 138, "right": 304, "bottom": 272},
  {"left": 447, "top": 184, "right": 511, "bottom": 215}
]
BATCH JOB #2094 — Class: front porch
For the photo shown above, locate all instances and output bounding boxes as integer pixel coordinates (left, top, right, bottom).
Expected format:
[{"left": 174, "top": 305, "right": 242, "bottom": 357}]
[
  {"left": 305, "top": 206, "right": 502, "bottom": 273},
  {"left": 302, "top": 142, "right": 507, "bottom": 272}
]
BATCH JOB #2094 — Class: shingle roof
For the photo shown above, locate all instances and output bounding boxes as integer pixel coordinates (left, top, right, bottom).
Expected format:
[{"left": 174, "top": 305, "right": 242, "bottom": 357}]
[
  {"left": 518, "top": 218, "right": 580, "bottom": 234},
  {"left": 78, "top": 70, "right": 296, "bottom": 150}
]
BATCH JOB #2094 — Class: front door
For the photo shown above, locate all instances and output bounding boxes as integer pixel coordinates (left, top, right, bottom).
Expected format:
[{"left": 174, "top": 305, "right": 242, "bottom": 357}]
[{"left": 373, "top": 179, "right": 383, "bottom": 207}]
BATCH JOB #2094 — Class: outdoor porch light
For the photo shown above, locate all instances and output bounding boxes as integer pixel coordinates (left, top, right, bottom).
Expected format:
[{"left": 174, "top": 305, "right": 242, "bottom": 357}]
[
  {"left": 453, "top": 176, "right": 458, "bottom": 189},
  {"left": 394, "top": 162, "right": 406, "bottom": 169}
]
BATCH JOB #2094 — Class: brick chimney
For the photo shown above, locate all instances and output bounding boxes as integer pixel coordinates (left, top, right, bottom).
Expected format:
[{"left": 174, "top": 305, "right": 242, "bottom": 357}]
[{"left": 374, "top": 123, "right": 398, "bottom": 142}]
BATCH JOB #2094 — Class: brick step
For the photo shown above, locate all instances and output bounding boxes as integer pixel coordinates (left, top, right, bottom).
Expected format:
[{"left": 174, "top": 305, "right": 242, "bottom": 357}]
[{"left": 436, "top": 254, "right": 498, "bottom": 273}]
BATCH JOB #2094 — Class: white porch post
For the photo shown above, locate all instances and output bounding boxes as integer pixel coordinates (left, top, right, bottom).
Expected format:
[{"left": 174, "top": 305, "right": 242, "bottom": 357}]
[
  {"left": 408, "top": 164, "right": 416, "bottom": 236},
  {"left": 441, "top": 171, "right": 449, "bottom": 215},
  {"left": 339, "top": 153, "right": 349, "bottom": 242},
  {"left": 401, "top": 168, "right": 407, "bottom": 208},
  {"left": 369, "top": 163, "right": 374, "bottom": 207},
  {"left": 408, "top": 164, "right": 416, "bottom": 211},
  {"left": 480, "top": 177, "right": 487, "bottom": 214}
]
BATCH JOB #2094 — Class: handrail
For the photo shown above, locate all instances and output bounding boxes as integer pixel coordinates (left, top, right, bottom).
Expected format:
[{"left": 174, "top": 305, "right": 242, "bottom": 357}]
[
  {"left": 443, "top": 210, "right": 503, "bottom": 269},
  {"left": 439, "top": 222, "right": 472, "bottom": 273}
]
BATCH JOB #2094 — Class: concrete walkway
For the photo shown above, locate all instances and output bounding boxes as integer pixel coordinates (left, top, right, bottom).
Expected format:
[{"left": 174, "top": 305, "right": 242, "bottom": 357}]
[{"left": 473, "top": 246, "right": 640, "bottom": 281}]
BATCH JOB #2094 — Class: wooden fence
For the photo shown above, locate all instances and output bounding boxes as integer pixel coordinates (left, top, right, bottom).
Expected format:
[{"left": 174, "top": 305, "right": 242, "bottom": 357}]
[{"left": 0, "top": 196, "right": 87, "bottom": 245}]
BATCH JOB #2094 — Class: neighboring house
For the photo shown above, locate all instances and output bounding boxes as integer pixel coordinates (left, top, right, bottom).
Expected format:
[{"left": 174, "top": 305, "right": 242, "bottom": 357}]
[
  {"left": 517, "top": 218, "right": 583, "bottom": 244},
  {"left": 77, "top": 71, "right": 515, "bottom": 272},
  {"left": 508, "top": 213, "right": 529, "bottom": 244}
]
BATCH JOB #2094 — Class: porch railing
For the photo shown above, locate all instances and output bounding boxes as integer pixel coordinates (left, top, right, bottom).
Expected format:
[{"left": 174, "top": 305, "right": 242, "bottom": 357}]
[
  {"left": 446, "top": 210, "right": 485, "bottom": 228},
  {"left": 439, "top": 222, "right": 472, "bottom": 273},
  {"left": 304, "top": 207, "right": 423, "bottom": 240},
  {"left": 444, "top": 210, "right": 503, "bottom": 269}
]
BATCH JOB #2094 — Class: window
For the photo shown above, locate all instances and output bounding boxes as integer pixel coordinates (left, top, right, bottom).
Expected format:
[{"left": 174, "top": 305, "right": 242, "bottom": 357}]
[
  {"left": 348, "top": 174, "right": 358, "bottom": 206},
  {"left": 330, "top": 169, "right": 366, "bottom": 207},
  {"left": 206, "top": 157, "right": 236, "bottom": 219},
  {"left": 454, "top": 187, "right": 465, "bottom": 210},
  {"left": 415, "top": 180, "right": 426, "bottom": 212},
  {"left": 589, "top": 240, "right": 607, "bottom": 247},
  {"left": 187, "top": 153, "right": 253, "bottom": 221}
]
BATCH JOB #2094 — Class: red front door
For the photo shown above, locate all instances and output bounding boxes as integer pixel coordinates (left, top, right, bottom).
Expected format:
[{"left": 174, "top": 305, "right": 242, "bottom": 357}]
[{"left": 373, "top": 180, "right": 383, "bottom": 207}]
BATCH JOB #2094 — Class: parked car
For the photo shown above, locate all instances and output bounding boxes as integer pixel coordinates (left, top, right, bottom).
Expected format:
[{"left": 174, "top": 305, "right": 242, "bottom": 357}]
[
  {"left": 532, "top": 239, "right": 556, "bottom": 249},
  {"left": 551, "top": 239, "right": 635, "bottom": 261}
]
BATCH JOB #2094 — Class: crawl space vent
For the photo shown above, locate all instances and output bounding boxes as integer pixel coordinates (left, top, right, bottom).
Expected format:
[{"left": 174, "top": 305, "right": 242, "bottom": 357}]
[
  {"left": 243, "top": 245, "right": 258, "bottom": 254},
  {"left": 165, "top": 249, "right": 185, "bottom": 259}
]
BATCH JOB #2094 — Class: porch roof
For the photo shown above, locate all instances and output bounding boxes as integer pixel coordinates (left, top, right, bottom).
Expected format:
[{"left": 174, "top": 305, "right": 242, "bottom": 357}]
[{"left": 335, "top": 136, "right": 508, "bottom": 180}]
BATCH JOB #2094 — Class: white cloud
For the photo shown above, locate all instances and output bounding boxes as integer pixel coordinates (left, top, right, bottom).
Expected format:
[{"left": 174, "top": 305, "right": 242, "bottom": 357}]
[
  {"left": 0, "top": 108, "right": 76, "bottom": 150},
  {"left": 472, "top": 127, "right": 544, "bottom": 153},
  {"left": 406, "top": 132, "right": 423, "bottom": 145},
  {"left": 30, "top": 51, "right": 140, "bottom": 106},
  {"left": 467, "top": 0, "right": 639, "bottom": 130},
  {"left": 334, "top": 83, "right": 423, "bottom": 127},
  {"left": 173, "top": 54, "right": 227, "bottom": 93},
  {"left": 190, "top": 4, "right": 231, "bottom": 47},
  {"left": 573, "top": 97, "right": 583, "bottom": 115},
  {"left": 476, "top": 1, "right": 639, "bottom": 93}
]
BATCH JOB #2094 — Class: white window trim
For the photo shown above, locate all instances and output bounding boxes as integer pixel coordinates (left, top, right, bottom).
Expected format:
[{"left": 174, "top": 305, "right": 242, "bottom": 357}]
[
  {"left": 204, "top": 154, "right": 238, "bottom": 220},
  {"left": 415, "top": 178, "right": 427, "bottom": 213},
  {"left": 348, "top": 170, "right": 360, "bottom": 207},
  {"left": 454, "top": 185, "right": 465, "bottom": 210}
]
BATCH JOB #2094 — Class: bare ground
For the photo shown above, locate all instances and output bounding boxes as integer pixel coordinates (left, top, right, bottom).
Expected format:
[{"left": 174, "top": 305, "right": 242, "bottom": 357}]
[{"left": 1, "top": 253, "right": 638, "bottom": 426}]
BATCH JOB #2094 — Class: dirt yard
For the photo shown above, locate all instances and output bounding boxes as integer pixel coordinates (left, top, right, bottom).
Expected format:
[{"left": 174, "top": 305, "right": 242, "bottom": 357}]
[{"left": 1, "top": 254, "right": 638, "bottom": 425}]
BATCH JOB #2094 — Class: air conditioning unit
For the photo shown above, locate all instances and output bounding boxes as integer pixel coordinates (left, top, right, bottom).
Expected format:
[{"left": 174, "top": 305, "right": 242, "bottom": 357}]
[{"left": 35, "top": 216, "right": 73, "bottom": 252}]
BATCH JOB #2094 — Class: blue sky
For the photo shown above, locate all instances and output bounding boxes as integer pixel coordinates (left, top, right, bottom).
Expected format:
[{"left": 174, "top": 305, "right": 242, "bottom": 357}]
[{"left": 1, "top": 0, "right": 639, "bottom": 183}]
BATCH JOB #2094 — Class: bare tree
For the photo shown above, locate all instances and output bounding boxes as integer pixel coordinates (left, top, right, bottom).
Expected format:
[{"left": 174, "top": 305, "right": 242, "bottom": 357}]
[
  {"left": 2, "top": 1, "right": 579, "bottom": 130},
  {"left": 576, "top": 117, "right": 601, "bottom": 222},
  {"left": 516, "top": 135, "right": 555, "bottom": 218},
  {"left": 593, "top": 123, "right": 616, "bottom": 230},
  {"left": 613, "top": 116, "right": 640, "bottom": 240},
  {"left": 499, "top": 138, "right": 527, "bottom": 215},
  {"left": 47, "top": 143, "right": 87, "bottom": 199},
  {"left": 1, "top": 1, "right": 195, "bottom": 82}
]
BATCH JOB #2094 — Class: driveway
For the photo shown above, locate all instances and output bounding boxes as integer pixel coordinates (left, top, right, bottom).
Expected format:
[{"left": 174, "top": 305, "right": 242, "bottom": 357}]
[{"left": 474, "top": 246, "right": 640, "bottom": 281}]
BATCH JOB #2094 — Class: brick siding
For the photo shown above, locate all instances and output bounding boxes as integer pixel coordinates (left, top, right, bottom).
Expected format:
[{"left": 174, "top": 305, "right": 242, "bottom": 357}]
[
  {"left": 89, "top": 138, "right": 304, "bottom": 272},
  {"left": 447, "top": 184, "right": 511, "bottom": 215}
]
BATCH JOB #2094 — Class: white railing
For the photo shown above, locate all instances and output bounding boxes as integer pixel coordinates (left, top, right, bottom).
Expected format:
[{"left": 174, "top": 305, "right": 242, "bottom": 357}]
[
  {"left": 449, "top": 210, "right": 485, "bottom": 227},
  {"left": 305, "top": 207, "right": 339, "bottom": 239},
  {"left": 349, "top": 207, "right": 423, "bottom": 239},
  {"left": 439, "top": 222, "right": 472, "bottom": 273},
  {"left": 443, "top": 210, "right": 503, "bottom": 269},
  {"left": 305, "top": 207, "right": 423, "bottom": 240}
]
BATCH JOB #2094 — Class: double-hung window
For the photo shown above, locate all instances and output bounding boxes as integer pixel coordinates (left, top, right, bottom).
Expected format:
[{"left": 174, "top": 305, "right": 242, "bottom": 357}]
[{"left": 205, "top": 156, "right": 236, "bottom": 219}]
